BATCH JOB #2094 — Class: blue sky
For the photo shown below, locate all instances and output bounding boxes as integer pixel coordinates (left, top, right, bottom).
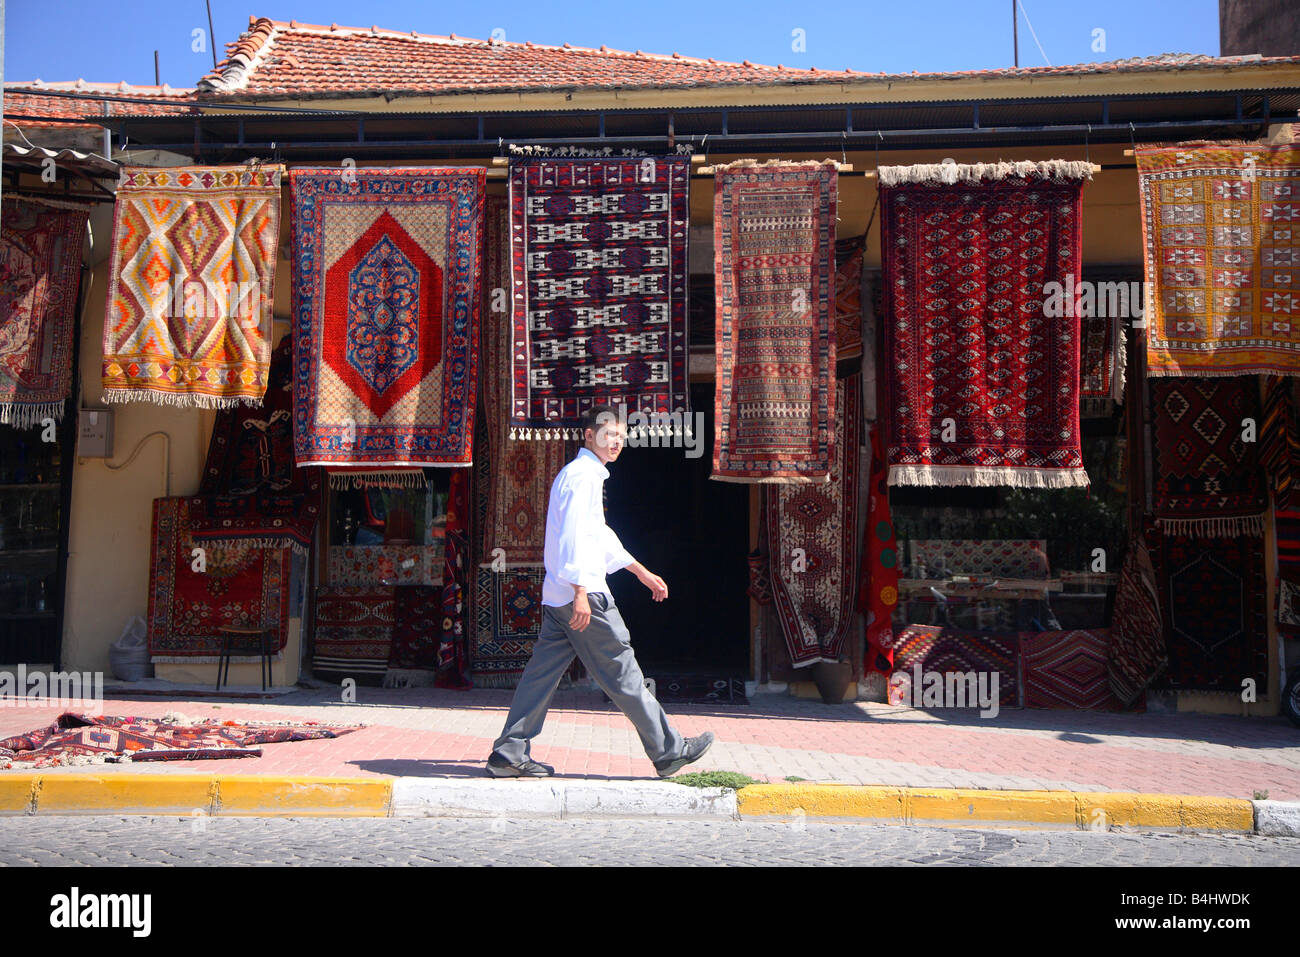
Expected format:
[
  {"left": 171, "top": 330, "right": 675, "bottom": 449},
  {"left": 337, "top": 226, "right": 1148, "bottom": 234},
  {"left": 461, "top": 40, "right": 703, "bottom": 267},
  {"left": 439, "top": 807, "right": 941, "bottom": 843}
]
[{"left": 5, "top": 0, "right": 1220, "bottom": 87}]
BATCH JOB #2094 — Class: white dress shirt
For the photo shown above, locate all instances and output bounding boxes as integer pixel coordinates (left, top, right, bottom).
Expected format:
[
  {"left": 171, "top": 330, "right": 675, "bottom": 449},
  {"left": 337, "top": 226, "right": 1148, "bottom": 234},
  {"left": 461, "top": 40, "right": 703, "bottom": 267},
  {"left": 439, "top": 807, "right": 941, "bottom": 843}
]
[{"left": 542, "top": 447, "right": 635, "bottom": 607}]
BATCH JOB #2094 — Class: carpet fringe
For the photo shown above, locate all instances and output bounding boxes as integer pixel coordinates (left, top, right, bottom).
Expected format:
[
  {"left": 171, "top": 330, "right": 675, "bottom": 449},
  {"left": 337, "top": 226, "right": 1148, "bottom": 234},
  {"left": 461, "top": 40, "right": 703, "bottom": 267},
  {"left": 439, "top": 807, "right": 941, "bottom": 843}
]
[
  {"left": 878, "top": 159, "right": 1095, "bottom": 187},
  {"left": 467, "top": 672, "right": 521, "bottom": 689},
  {"left": 1155, "top": 514, "right": 1265, "bottom": 538},
  {"left": 710, "top": 158, "right": 844, "bottom": 172},
  {"left": 102, "top": 388, "right": 266, "bottom": 410},
  {"left": 191, "top": 535, "right": 309, "bottom": 556},
  {"left": 0, "top": 401, "right": 65, "bottom": 429},
  {"left": 1148, "top": 367, "right": 1300, "bottom": 378},
  {"left": 887, "top": 465, "right": 1092, "bottom": 488},
  {"left": 710, "top": 473, "right": 833, "bottom": 484},
  {"left": 1113, "top": 320, "right": 1128, "bottom": 404},
  {"left": 328, "top": 470, "right": 428, "bottom": 490}
]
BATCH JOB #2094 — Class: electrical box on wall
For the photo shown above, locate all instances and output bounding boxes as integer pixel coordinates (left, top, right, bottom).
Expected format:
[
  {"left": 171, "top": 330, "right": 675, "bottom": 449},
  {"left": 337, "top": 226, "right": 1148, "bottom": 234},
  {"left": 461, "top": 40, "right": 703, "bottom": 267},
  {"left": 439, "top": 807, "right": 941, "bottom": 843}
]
[{"left": 78, "top": 408, "right": 114, "bottom": 458}]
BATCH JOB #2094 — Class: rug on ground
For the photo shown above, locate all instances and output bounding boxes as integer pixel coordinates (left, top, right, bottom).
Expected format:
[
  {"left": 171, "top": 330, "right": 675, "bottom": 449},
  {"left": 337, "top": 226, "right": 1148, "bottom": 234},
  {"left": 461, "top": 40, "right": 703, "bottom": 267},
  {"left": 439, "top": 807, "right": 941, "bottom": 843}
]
[
  {"left": 713, "top": 160, "right": 839, "bottom": 481},
  {"left": 1021, "top": 629, "right": 1128, "bottom": 711},
  {"left": 508, "top": 157, "right": 689, "bottom": 437},
  {"left": 102, "top": 165, "right": 282, "bottom": 408},
  {"left": 187, "top": 335, "right": 323, "bottom": 554},
  {"left": 880, "top": 160, "right": 1092, "bottom": 488},
  {"left": 0, "top": 712, "right": 357, "bottom": 768},
  {"left": 1153, "top": 530, "right": 1269, "bottom": 693},
  {"left": 767, "top": 374, "right": 860, "bottom": 667},
  {"left": 311, "top": 585, "right": 395, "bottom": 683},
  {"left": 888, "top": 625, "right": 1020, "bottom": 709},
  {"left": 1137, "top": 142, "right": 1300, "bottom": 378},
  {"left": 147, "top": 497, "right": 293, "bottom": 658},
  {"left": 0, "top": 197, "right": 87, "bottom": 427},
  {"left": 290, "top": 167, "right": 484, "bottom": 469},
  {"left": 1148, "top": 376, "right": 1266, "bottom": 537}
]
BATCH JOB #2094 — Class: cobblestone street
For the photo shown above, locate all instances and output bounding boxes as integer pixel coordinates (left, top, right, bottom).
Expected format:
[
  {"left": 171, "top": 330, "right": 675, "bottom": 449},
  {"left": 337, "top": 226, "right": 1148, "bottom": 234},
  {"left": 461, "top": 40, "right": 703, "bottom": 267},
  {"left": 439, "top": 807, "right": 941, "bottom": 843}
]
[{"left": 2, "top": 816, "right": 1297, "bottom": 866}]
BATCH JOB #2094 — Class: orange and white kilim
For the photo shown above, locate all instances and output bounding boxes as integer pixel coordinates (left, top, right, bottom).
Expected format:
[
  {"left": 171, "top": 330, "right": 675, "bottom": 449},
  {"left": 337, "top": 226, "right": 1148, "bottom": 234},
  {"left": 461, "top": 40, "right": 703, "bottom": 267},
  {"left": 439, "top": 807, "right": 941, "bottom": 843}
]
[
  {"left": 102, "top": 165, "right": 284, "bottom": 407},
  {"left": 1138, "top": 143, "right": 1300, "bottom": 377}
]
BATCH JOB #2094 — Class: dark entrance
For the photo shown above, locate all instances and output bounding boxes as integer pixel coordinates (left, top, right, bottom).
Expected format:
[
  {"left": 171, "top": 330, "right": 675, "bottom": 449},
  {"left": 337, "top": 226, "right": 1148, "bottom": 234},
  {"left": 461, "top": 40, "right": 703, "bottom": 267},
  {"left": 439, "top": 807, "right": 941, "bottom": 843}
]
[{"left": 606, "top": 383, "right": 749, "bottom": 679}]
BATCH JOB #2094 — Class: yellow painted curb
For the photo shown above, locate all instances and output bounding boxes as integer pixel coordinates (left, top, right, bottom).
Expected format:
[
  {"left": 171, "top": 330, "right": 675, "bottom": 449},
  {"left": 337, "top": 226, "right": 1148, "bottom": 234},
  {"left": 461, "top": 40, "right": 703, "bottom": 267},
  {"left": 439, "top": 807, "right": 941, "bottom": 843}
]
[
  {"left": 738, "top": 784, "right": 1254, "bottom": 831},
  {"left": 0, "top": 775, "right": 38, "bottom": 814},
  {"left": 214, "top": 776, "right": 392, "bottom": 817},
  {"left": 33, "top": 774, "right": 217, "bottom": 815}
]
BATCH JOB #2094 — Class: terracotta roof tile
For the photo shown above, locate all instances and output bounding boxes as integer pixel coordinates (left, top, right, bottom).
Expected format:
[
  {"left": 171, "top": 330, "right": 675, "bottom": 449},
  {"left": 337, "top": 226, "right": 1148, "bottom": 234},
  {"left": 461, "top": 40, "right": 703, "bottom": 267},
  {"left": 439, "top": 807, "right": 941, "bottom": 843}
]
[
  {"left": 4, "top": 81, "right": 198, "bottom": 127},
  {"left": 196, "top": 17, "right": 1300, "bottom": 100}
]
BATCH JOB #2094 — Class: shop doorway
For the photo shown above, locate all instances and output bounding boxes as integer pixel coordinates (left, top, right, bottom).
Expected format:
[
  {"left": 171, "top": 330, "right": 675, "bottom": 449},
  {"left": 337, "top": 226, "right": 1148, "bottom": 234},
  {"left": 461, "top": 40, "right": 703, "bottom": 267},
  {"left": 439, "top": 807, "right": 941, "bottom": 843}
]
[{"left": 606, "top": 383, "right": 749, "bottom": 680}]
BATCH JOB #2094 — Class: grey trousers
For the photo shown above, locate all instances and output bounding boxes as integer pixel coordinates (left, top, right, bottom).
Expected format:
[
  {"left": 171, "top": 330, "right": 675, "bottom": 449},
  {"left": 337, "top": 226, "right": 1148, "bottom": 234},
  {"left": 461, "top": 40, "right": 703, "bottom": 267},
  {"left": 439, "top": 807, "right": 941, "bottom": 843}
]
[{"left": 491, "top": 592, "right": 685, "bottom": 765}]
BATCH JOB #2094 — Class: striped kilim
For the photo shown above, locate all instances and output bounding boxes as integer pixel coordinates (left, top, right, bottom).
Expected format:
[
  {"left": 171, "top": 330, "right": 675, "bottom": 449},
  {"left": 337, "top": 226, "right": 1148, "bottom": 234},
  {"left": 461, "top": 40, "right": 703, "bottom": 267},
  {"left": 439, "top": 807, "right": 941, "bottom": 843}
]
[
  {"left": 713, "top": 160, "right": 839, "bottom": 482},
  {"left": 879, "top": 161, "right": 1092, "bottom": 488},
  {"left": 0, "top": 197, "right": 87, "bottom": 428},
  {"left": 508, "top": 157, "right": 690, "bottom": 437},
  {"left": 1261, "top": 375, "right": 1298, "bottom": 510},
  {"left": 290, "top": 167, "right": 484, "bottom": 468},
  {"left": 1137, "top": 142, "right": 1300, "bottom": 378},
  {"left": 767, "top": 375, "right": 860, "bottom": 667},
  {"left": 311, "top": 585, "right": 395, "bottom": 683},
  {"left": 1107, "top": 533, "right": 1167, "bottom": 706},
  {"left": 102, "top": 165, "right": 282, "bottom": 408},
  {"left": 1021, "top": 629, "right": 1127, "bottom": 710}
]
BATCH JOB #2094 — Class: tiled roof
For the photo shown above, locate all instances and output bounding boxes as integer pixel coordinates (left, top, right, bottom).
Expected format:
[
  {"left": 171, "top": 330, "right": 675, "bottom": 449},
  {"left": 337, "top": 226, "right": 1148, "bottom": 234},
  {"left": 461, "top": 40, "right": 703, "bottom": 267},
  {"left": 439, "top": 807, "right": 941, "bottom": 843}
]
[
  {"left": 4, "top": 81, "right": 198, "bottom": 127},
  {"left": 197, "top": 17, "right": 1300, "bottom": 100}
]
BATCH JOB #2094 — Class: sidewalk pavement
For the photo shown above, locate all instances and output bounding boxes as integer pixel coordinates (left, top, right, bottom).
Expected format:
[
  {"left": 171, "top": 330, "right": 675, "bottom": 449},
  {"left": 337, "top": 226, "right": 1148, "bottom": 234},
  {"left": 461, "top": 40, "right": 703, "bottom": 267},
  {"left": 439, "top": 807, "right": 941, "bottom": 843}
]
[{"left": 1, "top": 685, "right": 1298, "bottom": 830}]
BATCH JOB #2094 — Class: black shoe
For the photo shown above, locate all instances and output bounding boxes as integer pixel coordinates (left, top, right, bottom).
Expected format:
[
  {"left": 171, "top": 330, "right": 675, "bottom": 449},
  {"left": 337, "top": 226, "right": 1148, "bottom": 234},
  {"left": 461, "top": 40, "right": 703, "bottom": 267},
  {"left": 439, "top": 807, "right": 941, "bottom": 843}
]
[
  {"left": 487, "top": 752, "right": 555, "bottom": 777},
  {"left": 654, "top": 732, "right": 715, "bottom": 778}
]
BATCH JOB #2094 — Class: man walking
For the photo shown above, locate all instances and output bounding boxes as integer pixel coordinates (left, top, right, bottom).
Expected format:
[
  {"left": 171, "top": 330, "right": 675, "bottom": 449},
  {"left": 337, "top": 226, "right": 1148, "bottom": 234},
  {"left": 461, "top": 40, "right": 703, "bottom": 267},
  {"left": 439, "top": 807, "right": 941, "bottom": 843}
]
[{"left": 488, "top": 405, "right": 714, "bottom": 778}]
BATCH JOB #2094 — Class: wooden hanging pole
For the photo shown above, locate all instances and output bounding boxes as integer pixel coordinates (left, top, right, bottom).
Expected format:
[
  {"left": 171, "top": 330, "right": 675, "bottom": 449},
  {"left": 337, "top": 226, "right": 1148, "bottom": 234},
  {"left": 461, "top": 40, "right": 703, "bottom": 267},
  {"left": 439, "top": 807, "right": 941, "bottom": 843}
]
[{"left": 696, "top": 162, "right": 859, "bottom": 176}]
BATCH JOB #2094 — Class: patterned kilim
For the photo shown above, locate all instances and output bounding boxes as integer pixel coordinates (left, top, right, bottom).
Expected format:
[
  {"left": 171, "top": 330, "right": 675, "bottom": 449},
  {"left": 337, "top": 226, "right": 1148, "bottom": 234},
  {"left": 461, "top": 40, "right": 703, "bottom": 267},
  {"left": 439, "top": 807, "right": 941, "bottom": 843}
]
[
  {"left": 880, "top": 161, "right": 1092, "bottom": 488},
  {"left": 102, "top": 165, "right": 282, "bottom": 408},
  {"left": 328, "top": 546, "right": 440, "bottom": 585},
  {"left": 767, "top": 374, "right": 860, "bottom": 667},
  {"left": 1154, "top": 532, "right": 1268, "bottom": 693},
  {"left": 290, "top": 167, "right": 484, "bottom": 467},
  {"left": 0, "top": 198, "right": 87, "bottom": 427},
  {"left": 482, "top": 194, "right": 570, "bottom": 562},
  {"left": 311, "top": 585, "right": 395, "bottom": 682},
  {"left": 858, "top": 424, "right": 900, "bottom": 675},
  {"left": 1080, "top": 310, "right": 1127, "bottom": 417},
  {"left": 0, "top": 713, "right": 357, "bottom": 768},
  {"left": 647, "top": 677, "right": 749, "bottom": 705},
  {"left": 146, "top": 497, "right": 292, "bottom": 658},
  {"left": 1021, "top": 629, "right": 1126, "bottom": 710},
  {"left": 387, "top": 585, "right": 440, "bottom": 674},
  {"left": 187, "top": 336, "right": 323, "bottom": 555},
  {"left": 472, "top": 565, "right": 546, "bottom": 687},
  {"left": 909, "top": 540, "right": 1049, "bottom": 580},
  {"left": 508, "top": 158, "right": 689, "bottom": 437},
  {"left": 835, "top": 236, "right": 865, "bottom": 365},
  {"left": 435, "top": 467, "right": 472, "bottom": 689},
  {"left": 888, "top": 624, "right": 1020, "bottom": 709},
  {"left": 1107, "top": 533, "right": 1167, "bottom": 706},
  {"left": 1149, "top": 376, "right": 1266, "bottom": 537},
  {"left": 713, "top": 160, "right": 838, "bottom": 482},
  {"left": 1137, "top": 142, "right": 1300, "bottom": 377},
  {"left": 1261, "top": 375, "right": 1298, "bottom": 510}
]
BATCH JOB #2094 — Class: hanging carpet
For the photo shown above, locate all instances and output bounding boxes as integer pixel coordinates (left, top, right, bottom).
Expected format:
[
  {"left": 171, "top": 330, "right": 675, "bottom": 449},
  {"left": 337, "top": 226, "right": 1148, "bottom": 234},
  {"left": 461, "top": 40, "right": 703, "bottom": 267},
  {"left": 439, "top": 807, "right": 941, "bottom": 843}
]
[
  {"left": 1153, "top": 531, "right": 1269, "bottom": 693},
  {"left": 290, "top": 167, "right": 484, "bottom": 467},
  {"left": 908, "top": 539, "right": 1049, "bottom": 580},
  {"left": 0, "top": 197, "right": 87, "bottom": 427},
  {"left": 0, "top": 712, "right": 357, "bottom": 769},
  {"left": 472, "top": 565, "right": 546, "bottom": 688},
  {"left": 508, "top": 157, "right": 690, "bottom": 437},
  {"left": 434, "top": 467, "right": 472, "bottom": 689},
  {"left": 1079, "top": 300, "right": 1128, "bottom": 417},
  {"left": 1106, "top": 533, "right": 1167, "bottom": 706},
  {"left": 187, "top": 335, "right": 322, "bottom": 555},
  {"left": 1277, "top": 510, "right": 1300, "bottom": 634},
  {"left": 1148, "top": 376, "right": 1266, "bottom": 537},
  {"left": 1137, "top": 142, "right": 1300, "bottom": 377},
  {"left": 858, "top": 423, "right": 900, "bottom": 675},
  {"left": 146, "top": 497, "right": 292, "bottom": 659},
  {"left": 767, "top": 374, "right": 860, "bottom": 668},
  {"left": 880, "top": 160, "right": 1093, "bottom": 488},
  {"left": 102, "top": 165, "right": 282, "bottom": 408},
  {"left": 310, "top": 585, "right": 395, "bottom": 684},
  {"left": 834, "top": 236, "right": 865, "bottom": 366},
  {"left": 1021, "top": 629, "right": 1128, "bottom": 711},
  {"left": 1261, "top": 375, "right": 1298, "bottom": 510},
  {"left": 713, "top": 159, "right": 839, "bottom": 482},
  {"left": 481, "top": 194, "right": 570, "bottom": 563}
]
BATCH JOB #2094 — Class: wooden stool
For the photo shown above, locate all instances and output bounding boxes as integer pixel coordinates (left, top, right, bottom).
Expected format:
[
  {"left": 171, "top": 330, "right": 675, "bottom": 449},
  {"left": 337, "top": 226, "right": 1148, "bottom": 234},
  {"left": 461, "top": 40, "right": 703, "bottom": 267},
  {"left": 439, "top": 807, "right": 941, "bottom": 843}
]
[{"left": 216, "top": 626, "right": 274, "bottom": 691}]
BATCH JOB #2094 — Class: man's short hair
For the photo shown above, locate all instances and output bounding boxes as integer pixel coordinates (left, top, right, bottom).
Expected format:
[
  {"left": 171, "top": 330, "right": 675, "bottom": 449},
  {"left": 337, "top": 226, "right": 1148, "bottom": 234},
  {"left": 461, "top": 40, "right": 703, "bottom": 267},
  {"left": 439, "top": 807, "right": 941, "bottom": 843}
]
[{"left": 581, "top": 404, "right": 622, "bottom": 438}]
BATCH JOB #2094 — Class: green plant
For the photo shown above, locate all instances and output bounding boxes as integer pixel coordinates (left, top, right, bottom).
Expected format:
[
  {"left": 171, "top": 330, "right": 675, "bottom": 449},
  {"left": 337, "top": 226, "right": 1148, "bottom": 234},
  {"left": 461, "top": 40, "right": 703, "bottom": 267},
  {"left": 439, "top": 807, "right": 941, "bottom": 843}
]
[
  {"left": 785, "top": 775, "right": 807, "bottom": 782},
  {"left": 1253, "top": 789, "right": 1269, "bottom": 801},
  {"left": 669, "top": 771, "right": 757, "bottom": 790}
]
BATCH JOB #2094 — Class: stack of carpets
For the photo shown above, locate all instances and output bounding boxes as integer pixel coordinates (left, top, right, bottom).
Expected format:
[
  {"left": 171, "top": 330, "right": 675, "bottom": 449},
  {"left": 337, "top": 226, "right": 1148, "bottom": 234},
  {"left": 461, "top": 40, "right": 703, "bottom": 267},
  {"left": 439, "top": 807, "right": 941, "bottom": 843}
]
[
  {"left": 0, "top": 197, "right": 88, "bottom": 427},
  {"left": 879, "top": 160, "right": 1093, "bottom": 488},
  {"left": 310, "top": 585, "right": 395, "bottom": 684},
  {"left": 289, "top": 167, "right": 484, "bottom": 480},
  {"left": 102, "top": 165, "right": 282, "bottom": 408},
  {"left": 712, "top": 159, "right": 839, "bottom": 482}
]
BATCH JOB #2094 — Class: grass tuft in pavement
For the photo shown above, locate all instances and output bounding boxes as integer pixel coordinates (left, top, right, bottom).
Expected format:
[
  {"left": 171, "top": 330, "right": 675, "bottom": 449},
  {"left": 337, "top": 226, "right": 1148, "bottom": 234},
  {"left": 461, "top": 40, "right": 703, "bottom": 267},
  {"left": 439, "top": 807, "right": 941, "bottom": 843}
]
[{"left": 669, "top": 771, "right": 758, "bottom": 790}]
